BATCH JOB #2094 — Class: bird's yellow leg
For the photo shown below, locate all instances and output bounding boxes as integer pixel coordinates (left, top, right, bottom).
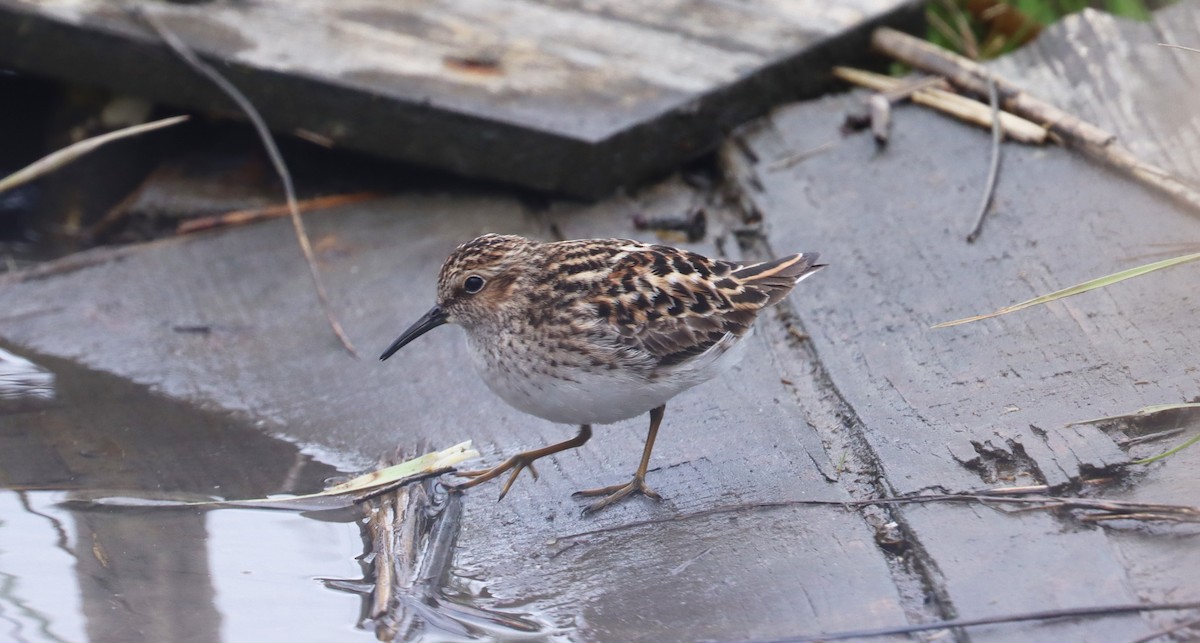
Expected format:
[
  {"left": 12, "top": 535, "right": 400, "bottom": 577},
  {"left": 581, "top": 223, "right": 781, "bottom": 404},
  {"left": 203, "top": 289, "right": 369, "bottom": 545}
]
[
  {"left": 573, "top": 404, "right": 665, "bottom": 514},
  {"left": 452, "top": 424, "right": 592, "bottom": 500}
]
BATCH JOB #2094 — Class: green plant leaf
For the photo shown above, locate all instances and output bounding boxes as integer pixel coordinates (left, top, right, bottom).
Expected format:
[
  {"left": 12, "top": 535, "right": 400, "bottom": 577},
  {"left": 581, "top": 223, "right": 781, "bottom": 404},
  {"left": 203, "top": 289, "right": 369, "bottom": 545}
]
[{"left": 934, "top": 252, "right": 1200, "bottom": 328}]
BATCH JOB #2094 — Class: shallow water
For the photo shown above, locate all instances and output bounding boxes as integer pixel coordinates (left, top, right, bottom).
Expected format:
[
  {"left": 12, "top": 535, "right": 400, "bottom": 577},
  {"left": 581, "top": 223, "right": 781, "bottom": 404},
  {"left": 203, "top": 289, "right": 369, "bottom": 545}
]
[{"left": 0, "top": 345, "right": 370, "bottom": 642}]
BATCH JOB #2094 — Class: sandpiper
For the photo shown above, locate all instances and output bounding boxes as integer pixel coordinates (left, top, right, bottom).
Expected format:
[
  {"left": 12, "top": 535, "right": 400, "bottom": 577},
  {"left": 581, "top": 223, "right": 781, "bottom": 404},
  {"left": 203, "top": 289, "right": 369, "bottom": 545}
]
[{"left": 381, "top": 234, "right": 823, "bottom": 514}]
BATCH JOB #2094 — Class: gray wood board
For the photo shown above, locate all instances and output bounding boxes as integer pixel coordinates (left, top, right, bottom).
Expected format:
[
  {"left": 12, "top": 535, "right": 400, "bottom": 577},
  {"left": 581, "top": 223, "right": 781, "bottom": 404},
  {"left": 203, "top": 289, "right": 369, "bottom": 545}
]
[
  {"left": 0, "top": 0, "right": 920, "bottom": 197},
  {"left": 4, "top": 6, "right": 1200, "bottom": 639},
  {"left": 720, "top": 12, "right": 1200, "bottom": 636},
  {"left": 990, "top": 3, "right": 1200, "bottom": 187},
  {"left": 0, "top": 183, "right": 913, "bottom": 639}
]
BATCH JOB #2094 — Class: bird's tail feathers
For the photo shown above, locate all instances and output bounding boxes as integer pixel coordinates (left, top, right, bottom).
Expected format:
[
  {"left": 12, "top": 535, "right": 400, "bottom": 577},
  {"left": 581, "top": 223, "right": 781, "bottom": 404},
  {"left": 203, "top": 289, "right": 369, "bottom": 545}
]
[{"left": 732, "top": 253, "right": 824, "bottom": 306}]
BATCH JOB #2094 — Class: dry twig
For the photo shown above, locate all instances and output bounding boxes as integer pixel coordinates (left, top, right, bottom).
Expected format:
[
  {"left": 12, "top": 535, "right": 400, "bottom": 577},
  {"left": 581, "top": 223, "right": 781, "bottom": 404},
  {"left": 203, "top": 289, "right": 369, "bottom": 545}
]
[
  {"left": 554, "top": 487, "right": 1200, "bottom": 546},
  {"left": 1129, "top": 615, "right": 1200, "bottom": 643},
  {"left": 832, "top": 67, "right": 1046, "bottom": 144},
  {"left": 768, "top": 601, "right": 1200, "bottom": 642},
  {"left": 177, "top": 191, "right": 380, "bottom": 234},
  {"left": 134, "top": 7, "right": 359, "bottom": 356},
  {"left": 966, "top": 72, "right": 1003, "bottom": 243},
  {"left": 872, "top": 27, "right": 1200, "bottom": 216}
]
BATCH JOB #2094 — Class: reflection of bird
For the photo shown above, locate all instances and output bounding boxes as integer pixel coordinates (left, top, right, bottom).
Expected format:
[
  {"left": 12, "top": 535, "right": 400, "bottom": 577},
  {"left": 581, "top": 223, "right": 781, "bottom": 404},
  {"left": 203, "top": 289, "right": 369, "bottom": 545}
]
[{"left": 381, "top": 234, "right": 824, "bottom": 514}]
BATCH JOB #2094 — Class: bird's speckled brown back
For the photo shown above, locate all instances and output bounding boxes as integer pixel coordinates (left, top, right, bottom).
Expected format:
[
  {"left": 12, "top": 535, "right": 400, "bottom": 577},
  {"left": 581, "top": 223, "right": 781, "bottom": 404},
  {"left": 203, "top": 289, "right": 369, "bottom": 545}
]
[{"left": 434, "top": 233, "right": 821, "bottom": 373}]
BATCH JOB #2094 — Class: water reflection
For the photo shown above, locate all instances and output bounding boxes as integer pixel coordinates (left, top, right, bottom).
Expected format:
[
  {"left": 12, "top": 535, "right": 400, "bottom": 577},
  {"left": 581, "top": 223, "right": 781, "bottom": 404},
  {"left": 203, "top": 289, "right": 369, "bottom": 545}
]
[
  {"left": 0, "top": 347, "right": 366, "bottom": 642},
  {"left": 0, "top": 346, "right": 559, "bottom": 642},
  {"left": 0, "top": 491, "right": 366, "bottom": 643},
  {"left": 0, "top": 347, "right": 53, "bottom": 401}
]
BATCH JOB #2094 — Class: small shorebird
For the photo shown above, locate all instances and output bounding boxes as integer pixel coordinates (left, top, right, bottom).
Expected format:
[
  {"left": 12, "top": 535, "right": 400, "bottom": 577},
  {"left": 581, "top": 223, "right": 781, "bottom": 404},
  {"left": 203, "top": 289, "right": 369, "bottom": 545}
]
[{"left": 381, "top": 234, "right": 823, "bottom": 514}]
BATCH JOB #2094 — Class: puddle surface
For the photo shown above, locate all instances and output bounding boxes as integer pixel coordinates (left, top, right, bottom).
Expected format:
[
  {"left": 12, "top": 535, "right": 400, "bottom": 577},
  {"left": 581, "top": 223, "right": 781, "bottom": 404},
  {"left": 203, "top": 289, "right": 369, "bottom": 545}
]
[{"left": 0, "top": 346, "right": 371, "bottom": 642}]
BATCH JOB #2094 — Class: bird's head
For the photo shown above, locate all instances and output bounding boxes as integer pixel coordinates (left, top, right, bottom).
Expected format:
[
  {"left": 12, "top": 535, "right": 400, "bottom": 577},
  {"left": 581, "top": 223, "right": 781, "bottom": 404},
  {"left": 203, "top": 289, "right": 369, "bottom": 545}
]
[{"left": 380, "top": 233, "right": 533, "bottom": 361}]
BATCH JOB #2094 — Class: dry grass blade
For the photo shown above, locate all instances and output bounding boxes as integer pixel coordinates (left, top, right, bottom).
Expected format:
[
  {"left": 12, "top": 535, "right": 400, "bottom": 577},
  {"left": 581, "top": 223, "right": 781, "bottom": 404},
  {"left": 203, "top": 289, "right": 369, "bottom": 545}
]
[
  {"left": 875, "top": 493, "right": 1200, "bottom": 523},
  {"left": 768, "top": 141, "right": 838, "bottom": 171},
  {"left": 778, "top": 601, "right": 1200, "bottom": 642},
  {"left": 135, "top": 8, "right": 359, "bottom": 356},
  {"left": 323, "top": 442, "right": 478, "bottom": 497},
  {"left": 1068, "top": 402, "right": 1200, "bottom": 427},
  {"left": 1159, "top": 43, "right": 1200, "bottom": 54},
  {"left": 934, "top": 251, "right": 1200, "bottom": 328},
  {"left": 1130, "top": 614, "right": 1200, "bottom": 643},
  {"left": 554, "top": 487, "right": 1200, "bottom": 547},
  {"left": 77, "top": 441, "right": 479, "bottom": 509},
  {"left": 0, "top": 115, "right": 189, "bottom": 196}
]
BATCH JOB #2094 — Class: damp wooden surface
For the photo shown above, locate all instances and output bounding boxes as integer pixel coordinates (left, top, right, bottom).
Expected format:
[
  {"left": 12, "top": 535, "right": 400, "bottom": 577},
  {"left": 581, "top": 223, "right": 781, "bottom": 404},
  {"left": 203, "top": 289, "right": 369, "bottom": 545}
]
[
  {"left": 719, "top": 6, "right": 1200, "bottom": 639},
  {"left": 0, "top": 0, "right": 921, "bottom": 197},
  {"left": 3, "top": 4, "right": 1200, "bottom": 641},
  {"left": 0, "top": 182, "right": 912, "bottom": 639},
  {"left": 989, "top": 4, "right": 1200, "bottom": 188}
]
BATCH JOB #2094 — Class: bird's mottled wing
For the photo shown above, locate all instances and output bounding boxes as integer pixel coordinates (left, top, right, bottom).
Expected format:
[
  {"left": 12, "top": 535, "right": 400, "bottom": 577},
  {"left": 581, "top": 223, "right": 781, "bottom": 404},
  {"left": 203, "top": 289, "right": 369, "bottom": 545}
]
[
  {"left": 535, "top": 239, "right": 821, "bottom": 369},
  {"left": 595, "top": 245, "right": 817, "bottom": 368}
]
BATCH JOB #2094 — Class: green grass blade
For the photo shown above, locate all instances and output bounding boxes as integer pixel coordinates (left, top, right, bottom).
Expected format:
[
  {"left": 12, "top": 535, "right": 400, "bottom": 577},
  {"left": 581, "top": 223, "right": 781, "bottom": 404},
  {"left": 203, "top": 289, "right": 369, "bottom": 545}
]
[
  {"left": 0, "top": 115, "right": 189, "bottom": 195},
  {"left": 934, "top": 252, "right": 1200, "bottom": 328},
  {"left": 1136, "top": 433, "right": 1200, "bottom": 465}
]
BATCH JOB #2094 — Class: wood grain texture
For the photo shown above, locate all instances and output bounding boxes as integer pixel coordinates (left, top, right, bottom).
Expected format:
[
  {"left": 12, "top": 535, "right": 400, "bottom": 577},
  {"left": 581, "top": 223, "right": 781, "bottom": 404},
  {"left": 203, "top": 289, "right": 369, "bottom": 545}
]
[
  {"left": 0, "top": 182, "right": 911, "bottom": 638},
  {"left": 0, "top": 0, "right": 920, "bottom": 196},
  {"left": 990, "top": 4, "right": 1200, "bottom": 186},
  {"left": 724, "top": 81, "right": 1198, "bottom": 639},
  {"left": 3, "top": 5, "right": 1199, "bottom": 639}
]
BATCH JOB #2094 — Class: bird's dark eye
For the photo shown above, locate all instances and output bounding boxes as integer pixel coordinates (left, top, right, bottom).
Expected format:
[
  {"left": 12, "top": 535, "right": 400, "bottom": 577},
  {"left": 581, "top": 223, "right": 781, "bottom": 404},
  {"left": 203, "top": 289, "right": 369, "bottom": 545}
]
[{"left": 463, "top": 275, "right": 486, "bottom": 294}]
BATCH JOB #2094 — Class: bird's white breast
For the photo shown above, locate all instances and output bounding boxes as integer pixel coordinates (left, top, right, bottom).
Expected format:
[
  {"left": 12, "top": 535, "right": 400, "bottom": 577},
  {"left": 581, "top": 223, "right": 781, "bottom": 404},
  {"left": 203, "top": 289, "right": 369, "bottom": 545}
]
[{"left": 465, "top": 329, "right": 749, "bottom": 426}]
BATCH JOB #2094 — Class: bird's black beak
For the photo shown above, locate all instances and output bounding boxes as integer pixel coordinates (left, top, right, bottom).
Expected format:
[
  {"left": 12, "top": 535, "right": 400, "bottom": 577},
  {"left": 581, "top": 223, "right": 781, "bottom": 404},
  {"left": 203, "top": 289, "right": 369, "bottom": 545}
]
[{"left": 379, "top": 306, "right": 447, "bottom": 361}]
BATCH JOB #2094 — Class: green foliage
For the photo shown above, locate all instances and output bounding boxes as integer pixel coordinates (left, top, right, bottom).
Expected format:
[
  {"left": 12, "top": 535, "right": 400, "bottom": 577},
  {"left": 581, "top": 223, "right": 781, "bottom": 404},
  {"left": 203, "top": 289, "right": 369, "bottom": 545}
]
[{"left": 927, "top": 0, "right": 1162, "bottom": 60}]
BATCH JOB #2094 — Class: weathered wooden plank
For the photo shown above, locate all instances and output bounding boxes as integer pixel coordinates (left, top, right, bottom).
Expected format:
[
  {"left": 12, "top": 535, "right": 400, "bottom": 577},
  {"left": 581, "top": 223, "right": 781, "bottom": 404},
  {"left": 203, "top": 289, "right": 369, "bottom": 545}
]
[
  {"left": 5, "top": 8, "right": 1197, "bottom": 638},
  {"left": 0, "top": 182, "right": 912, "bottom": 638},
  {"left": 725, "top": 7, "right": 1200, "bottom": 633},
  {"left": 990, "top": 4, "right": 1200, "bottom": 187},
  {"left": 723, "top": 81, "right": 1197, "bottom": 643},
  {"left": 0, "top": 0, "right": 920, "bottom": 197}
]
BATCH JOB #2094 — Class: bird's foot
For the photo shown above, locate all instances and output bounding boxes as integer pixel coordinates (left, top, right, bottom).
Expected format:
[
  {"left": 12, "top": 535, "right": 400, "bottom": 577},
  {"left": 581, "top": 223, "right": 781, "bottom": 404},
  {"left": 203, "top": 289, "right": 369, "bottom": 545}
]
[
  {"left": 448, "top": 425, "right": 593, "bottom": 502},
  {"left": 449, "top": 454, "right": 541, "bottom": 501},
  {"left": 572, "top": 475, "right": 662, "bottom": 515}
]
